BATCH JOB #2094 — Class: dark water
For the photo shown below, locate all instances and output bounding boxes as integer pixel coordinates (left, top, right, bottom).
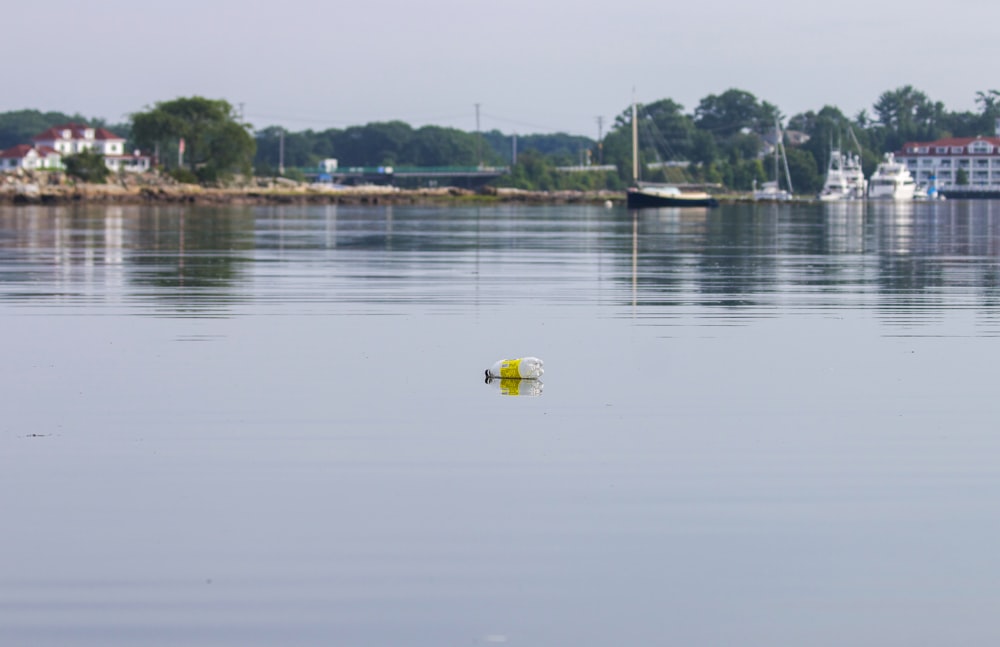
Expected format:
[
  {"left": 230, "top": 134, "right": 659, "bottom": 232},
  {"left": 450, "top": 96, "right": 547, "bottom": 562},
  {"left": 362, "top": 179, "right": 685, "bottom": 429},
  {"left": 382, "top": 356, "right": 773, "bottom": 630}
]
[{"left": 3, "top": 201, "right": 1000, "bottom": 646}]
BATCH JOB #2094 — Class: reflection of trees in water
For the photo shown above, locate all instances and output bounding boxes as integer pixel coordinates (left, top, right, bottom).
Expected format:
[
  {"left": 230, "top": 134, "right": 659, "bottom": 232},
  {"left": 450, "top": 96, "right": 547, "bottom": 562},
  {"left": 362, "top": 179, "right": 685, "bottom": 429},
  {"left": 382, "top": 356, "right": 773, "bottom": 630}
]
[
  {"left": 631, "top": 206, "right": 789, "bottom": 310},
  {"left": 870, "top": 202, "right": 1000, "bottom": 328},
  {"left": 129, "top": 206, "right": 255, "bottom": 290},
  {"left": 626, "top": 202, "right": 1000, "bottom": 323}
]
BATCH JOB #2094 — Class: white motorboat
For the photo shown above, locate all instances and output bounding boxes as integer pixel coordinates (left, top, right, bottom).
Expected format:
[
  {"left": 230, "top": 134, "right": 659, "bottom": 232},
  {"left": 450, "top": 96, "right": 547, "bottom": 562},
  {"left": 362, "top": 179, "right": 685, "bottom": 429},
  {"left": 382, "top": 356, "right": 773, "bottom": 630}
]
[{"left": 867, "top": 153, "right": 916, "bottom": 200}]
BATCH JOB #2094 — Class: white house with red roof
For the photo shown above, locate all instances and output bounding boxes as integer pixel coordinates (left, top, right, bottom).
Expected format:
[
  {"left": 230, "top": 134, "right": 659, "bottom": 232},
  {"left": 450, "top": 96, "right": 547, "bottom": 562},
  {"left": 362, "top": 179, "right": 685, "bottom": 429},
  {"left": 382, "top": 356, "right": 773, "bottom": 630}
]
[
  {"left": 898, "top": 120, "right": 1000, "bottom": 190},
  {"left": 33, "top": 123, "right": 125, "bottom": 156},
  {"left": 0, "top": 144, "right": 62, "bottom": 171},
  {"left": 0, "top": 123, "right": 150, "bottom": 173}
]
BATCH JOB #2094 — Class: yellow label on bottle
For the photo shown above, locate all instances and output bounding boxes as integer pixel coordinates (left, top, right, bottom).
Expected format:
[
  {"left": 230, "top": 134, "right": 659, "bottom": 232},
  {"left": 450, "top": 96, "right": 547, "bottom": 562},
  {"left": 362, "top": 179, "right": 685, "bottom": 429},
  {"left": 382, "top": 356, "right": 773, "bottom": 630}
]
[
  {"left": 500, "top": 378, "right": 520, "bottom": 396},
  {"left": 499, "top": 359, "right": 522, "bottom": 379}
]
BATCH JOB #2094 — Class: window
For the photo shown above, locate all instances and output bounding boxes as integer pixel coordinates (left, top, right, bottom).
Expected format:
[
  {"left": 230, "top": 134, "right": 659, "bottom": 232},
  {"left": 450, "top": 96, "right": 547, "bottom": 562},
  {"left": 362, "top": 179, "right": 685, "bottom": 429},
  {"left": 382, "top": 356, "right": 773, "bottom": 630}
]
[
  {"left": 969, "top": 141, "right": 993, "bottom": 154},
  {"left": 936, "top": 146, "right": 948, "bottom": 153},
  {"left": 940, "top": 159, "right": 952, "bottom": 167},
  {"left": 916, "top": 146, "right": 929, "bottom": 153},
  {"left": 951, "top": 146, "right": 965, "bottom": 153}
]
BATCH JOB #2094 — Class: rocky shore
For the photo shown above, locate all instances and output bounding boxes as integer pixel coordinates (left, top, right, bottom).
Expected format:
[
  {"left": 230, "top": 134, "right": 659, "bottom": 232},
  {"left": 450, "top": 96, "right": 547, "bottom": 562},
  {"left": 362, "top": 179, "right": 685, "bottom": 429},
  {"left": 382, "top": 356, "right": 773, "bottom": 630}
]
[{"left": 0, "top": 171, "right": 624, "bottom": 207}]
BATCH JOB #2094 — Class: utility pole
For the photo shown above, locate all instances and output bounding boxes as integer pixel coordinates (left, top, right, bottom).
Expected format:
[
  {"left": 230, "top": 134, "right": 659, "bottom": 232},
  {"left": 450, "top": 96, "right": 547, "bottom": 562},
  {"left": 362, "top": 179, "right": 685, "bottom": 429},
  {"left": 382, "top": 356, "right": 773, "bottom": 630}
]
[
  {"left": 596, "top": 116, "right": 604, "bottom": 165},
  {"left": 475, "top": 103, "right": 482, "bottom": 168},
  {"left": 238, "top": 102, "right": 245, "bottom": 122},
  {"left": 512, "top": 133, "right": 517, "bottom": 166}
]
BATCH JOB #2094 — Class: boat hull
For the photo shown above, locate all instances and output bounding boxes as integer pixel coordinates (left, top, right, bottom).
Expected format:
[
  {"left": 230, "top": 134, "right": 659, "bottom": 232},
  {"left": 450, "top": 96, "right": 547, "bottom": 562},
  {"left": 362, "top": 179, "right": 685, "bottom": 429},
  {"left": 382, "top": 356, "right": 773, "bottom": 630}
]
[{"left": 627, "top": 188, "right": 719, "bottom": 208}]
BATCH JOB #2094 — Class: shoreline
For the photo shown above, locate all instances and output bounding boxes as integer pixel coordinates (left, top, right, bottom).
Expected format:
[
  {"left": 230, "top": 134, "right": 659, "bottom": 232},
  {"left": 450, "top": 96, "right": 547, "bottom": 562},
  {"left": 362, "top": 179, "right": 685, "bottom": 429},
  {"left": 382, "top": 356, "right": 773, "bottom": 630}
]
[{"left": 0, "top": 183, "right": 639, "bottom": 207}]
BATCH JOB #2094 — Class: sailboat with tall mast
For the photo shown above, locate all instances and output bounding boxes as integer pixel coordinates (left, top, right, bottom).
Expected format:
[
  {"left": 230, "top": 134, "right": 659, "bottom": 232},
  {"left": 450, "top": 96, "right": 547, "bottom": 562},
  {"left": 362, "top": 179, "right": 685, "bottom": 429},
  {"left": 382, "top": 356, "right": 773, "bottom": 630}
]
[
  {"left": 753, "top": 119, "right": 794, "bottom": 201},
  {"left": 625, "top": 98, "right": 719, "bottom": 208}
]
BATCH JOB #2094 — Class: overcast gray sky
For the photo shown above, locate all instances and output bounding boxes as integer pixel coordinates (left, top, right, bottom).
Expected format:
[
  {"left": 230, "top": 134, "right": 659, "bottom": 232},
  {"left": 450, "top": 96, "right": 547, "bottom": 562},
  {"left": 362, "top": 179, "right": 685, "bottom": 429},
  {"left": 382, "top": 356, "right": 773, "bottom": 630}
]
[{"left": 5, "top": 0, "right": 998, "bottom": 137}]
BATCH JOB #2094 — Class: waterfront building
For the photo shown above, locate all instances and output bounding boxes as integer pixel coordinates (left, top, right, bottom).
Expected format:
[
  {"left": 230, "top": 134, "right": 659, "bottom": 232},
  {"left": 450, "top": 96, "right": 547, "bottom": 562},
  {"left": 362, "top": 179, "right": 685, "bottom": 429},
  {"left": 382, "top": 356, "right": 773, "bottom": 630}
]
[
  {"left": 898, "top": 119, "right": 1000, "bottom": 192},
  {"left": 0, "top": 144, "right": 61, "bottom": 171},
  {"left": 0, "top": 123, "right": 150, "bottom": 173}
]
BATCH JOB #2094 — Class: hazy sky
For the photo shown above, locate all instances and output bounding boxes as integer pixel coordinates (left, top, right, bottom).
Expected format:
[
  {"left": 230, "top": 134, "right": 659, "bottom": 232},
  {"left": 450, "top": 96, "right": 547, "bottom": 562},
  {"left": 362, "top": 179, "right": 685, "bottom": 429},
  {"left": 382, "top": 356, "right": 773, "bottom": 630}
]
[{"left": 6, "top": 0, "right": 999, "bottom": 137}]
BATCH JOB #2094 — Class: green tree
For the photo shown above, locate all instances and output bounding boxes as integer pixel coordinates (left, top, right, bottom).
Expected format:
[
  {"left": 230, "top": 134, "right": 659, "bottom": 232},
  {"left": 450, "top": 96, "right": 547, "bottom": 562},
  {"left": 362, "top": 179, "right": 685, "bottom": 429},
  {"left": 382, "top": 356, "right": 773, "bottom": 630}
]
[
  {"left": 0, "top": 109, "right": 88, "bottom": 150},
  {"left": 403, "top": 126, "right": 480, "bottom": 166},
  {"left": 974, "top": 89, "right": 1000, "bottom": 135},
  {"left": 872, "top": 86, "right": 945, "bottom": 151},
  {"left": 500, "top": 150, "right": 557, "bottom": 190},
  {"left": 63, "top": 149, "right": 110, "bottom": 183},
  {"left": 331, "top": 121, "right": 413, "bottom": 166},
  {"left": 694, "top": 89, "right": 774, "bottom": 138},
  {"left": 784, "top": 147, "right": 820, "bottom": 194},
  {"left": 131, "top": 97, "right": 255, "bottom": 180},
  {"left": 956, "top": 167, "right": 969, "bottom": 185},
  {"left": 253, "top": 126, "right": 326, "bottom": 174}
]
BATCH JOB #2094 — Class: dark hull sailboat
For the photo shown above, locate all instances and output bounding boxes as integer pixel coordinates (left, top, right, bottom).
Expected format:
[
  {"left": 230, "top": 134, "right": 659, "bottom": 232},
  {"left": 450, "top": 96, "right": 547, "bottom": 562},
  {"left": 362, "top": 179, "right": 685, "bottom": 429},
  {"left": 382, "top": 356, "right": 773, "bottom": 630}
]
[
  {"left": 627, "top": 96, "right": 718, "bottom": 209},
  {"left": 626, "top": 185, "right": 719, "bottom": 208}
]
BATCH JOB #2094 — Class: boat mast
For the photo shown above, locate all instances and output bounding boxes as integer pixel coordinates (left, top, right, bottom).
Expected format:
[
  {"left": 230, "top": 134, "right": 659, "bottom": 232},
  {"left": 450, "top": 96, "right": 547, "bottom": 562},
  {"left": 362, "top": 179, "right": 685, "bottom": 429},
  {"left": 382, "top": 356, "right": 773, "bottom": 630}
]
[
  {"left": 631, "top": 91, "right": 639, "bottom": 184},
  {"left": 775, "top": 118, "right": 794, "bottom": 194},
  {"left": 772, "top": 122, "right": 780, "bottom": 185}
]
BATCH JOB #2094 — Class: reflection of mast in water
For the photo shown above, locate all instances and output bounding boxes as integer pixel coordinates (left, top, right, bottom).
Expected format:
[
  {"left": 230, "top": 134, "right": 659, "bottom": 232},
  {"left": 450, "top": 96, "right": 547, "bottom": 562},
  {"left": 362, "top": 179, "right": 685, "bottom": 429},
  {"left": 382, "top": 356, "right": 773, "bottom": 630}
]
[{"left": 632, "top": 211, "right": 638, "bottom": 316}]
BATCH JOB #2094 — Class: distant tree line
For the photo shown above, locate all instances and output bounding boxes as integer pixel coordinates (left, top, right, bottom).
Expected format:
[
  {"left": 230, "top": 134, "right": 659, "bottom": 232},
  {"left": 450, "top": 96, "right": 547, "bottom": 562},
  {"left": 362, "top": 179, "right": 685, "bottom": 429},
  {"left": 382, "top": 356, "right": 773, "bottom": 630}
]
[
  {"left": 247, "top": 86, "right": 1000, "bottom": 194},
  {"left": 3, "top": 86, "right": 1000, "bottom": 192},
  {"left": 0, "top": 109, "right": 130, "bottom": 151}
]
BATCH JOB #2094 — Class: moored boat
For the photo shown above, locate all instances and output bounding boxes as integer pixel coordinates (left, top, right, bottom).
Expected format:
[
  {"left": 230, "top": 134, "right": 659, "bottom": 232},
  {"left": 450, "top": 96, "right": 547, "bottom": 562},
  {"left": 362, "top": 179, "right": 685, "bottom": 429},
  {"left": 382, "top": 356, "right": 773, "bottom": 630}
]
[
  {"left": 868, "top": 152, "right": 916, "bottom": 200},
  {"left": 818, "top": 150, "right": 866, "bottom": 200},
  {"left": 627, "top": 183, "right": 719, "bottom": 207},
  {"left": 752, "top": 180, "right": 791, "bottom": 202},
  {"left": 626, "top": 96, "right": 718, "bottom": 209},
  {"left": 753, "top": 119, "right": 794, "bottom": 202}
]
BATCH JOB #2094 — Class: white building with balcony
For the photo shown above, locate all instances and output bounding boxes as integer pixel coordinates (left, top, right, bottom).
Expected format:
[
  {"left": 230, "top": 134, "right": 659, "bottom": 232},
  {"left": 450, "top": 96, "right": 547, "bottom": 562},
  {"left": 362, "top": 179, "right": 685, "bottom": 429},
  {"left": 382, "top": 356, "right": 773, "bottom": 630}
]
[{"left": 899, "top": 121, "right": 1000, "bottom": 192}]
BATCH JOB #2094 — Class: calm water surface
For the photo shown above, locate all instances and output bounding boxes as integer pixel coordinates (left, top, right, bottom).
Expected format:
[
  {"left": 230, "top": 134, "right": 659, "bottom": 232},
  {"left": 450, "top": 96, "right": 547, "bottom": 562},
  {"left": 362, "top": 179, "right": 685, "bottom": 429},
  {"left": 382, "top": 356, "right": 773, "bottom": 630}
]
[{"left": 3, "top": 201, "right": 1000, "bottom": 646}]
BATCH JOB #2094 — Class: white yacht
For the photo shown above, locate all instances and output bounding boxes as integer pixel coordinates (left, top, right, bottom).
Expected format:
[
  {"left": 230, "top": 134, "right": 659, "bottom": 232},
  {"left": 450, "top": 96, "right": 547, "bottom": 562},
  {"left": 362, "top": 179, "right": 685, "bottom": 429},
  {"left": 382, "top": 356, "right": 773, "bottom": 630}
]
[
  {"left": 867, "top": 153, "right": 916, "bottom": 200},
  {"left": 818, "top": 150, "right": 866, "bottom": 200}
]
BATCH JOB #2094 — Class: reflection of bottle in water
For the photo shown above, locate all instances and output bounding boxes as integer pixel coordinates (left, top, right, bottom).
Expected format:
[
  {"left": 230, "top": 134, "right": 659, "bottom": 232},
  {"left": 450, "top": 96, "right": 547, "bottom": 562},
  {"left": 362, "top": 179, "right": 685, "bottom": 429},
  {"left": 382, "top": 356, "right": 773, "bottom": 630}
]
[
  {"left": 485, "top": 357, "right": 544, "bottom": 380},
  {"left": 485, "top": 376, "right": 544, "bottom": 397}
]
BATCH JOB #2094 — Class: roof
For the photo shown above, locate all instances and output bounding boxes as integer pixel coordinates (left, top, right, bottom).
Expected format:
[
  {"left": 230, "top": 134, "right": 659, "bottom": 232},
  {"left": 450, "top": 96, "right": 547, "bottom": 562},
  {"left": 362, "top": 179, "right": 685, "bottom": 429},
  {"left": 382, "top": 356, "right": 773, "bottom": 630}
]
[
  {"left": 1, "top": 144, "right": 63, "bottom": 159},
  {"left": 32, "top": 123, "right": 125, "bottom": 142},
  {"left": 0, "top": 144, "right": 34, "bottom": 159},
  {"left": 900, "top": 135, "right": 1000, "bottom": 152}
]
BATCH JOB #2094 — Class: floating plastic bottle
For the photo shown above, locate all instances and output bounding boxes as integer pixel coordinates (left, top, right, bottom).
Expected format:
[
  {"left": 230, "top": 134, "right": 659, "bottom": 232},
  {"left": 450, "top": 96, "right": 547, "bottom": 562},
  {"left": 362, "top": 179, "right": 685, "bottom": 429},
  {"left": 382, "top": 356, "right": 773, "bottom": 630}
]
[{"left": 485, "top": 357, "right": 544, "bottom": 380}]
